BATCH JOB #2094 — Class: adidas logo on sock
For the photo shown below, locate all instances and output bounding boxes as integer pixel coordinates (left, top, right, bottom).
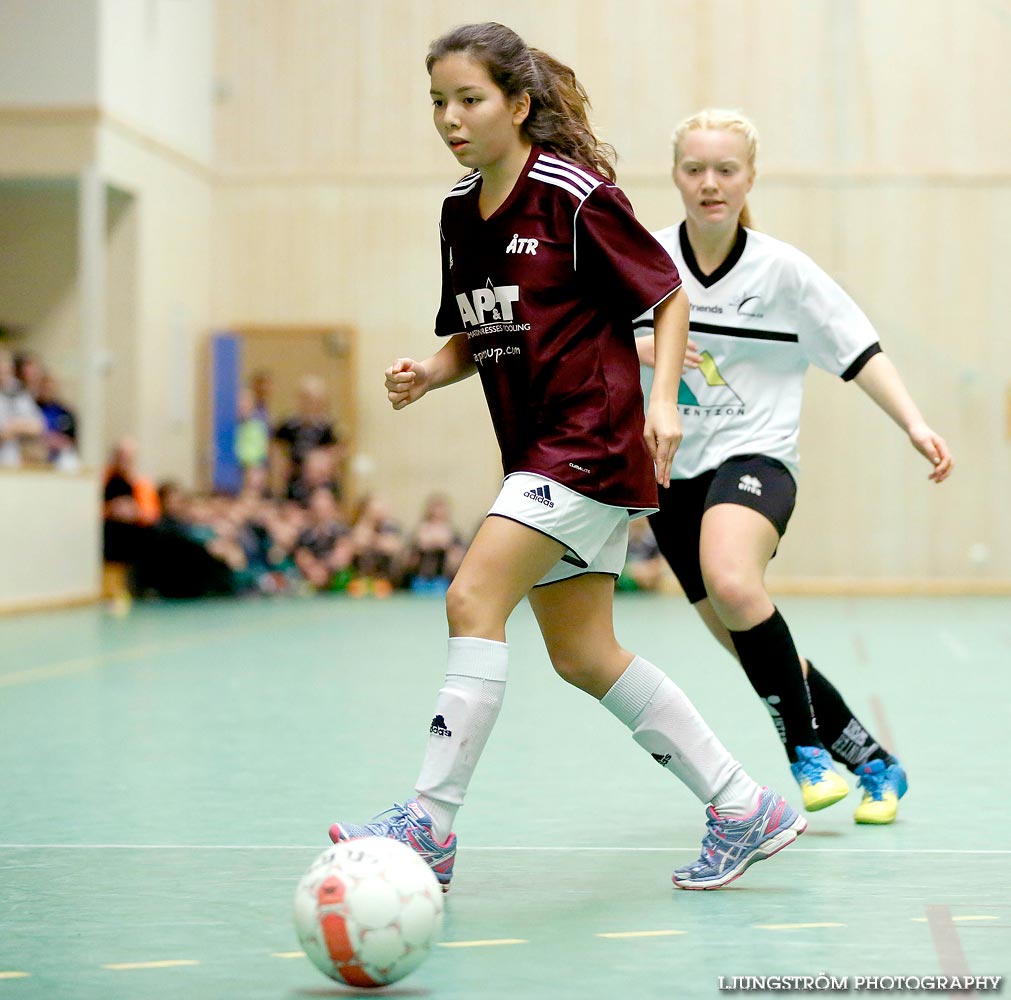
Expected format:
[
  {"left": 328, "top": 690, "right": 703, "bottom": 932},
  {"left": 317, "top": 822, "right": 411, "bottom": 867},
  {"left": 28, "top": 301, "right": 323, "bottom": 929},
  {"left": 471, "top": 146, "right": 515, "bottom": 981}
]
[
  {"left": 523, "top": 484, "right": 555, "bottom": 508},
  {"left": 430, "top": 714, "right": 453, "bottom": 737},
  {"left": 651, "top": 752, "right": 672, "bottom": 767}
]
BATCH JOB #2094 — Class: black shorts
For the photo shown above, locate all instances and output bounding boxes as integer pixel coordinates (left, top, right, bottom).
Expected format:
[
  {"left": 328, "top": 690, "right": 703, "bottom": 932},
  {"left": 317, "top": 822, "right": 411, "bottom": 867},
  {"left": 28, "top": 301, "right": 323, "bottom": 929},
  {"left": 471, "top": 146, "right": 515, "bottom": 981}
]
[{"left": 648, "top": 454, "right": 797, "bottom": 604}]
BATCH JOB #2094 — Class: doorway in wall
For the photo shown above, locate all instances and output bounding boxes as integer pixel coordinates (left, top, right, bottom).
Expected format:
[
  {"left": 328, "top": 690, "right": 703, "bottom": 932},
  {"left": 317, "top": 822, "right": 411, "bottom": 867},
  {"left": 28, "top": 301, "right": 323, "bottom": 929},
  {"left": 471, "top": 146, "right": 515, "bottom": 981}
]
[{"left": 201, "top": 324, "right": 357, "bottom": 496}]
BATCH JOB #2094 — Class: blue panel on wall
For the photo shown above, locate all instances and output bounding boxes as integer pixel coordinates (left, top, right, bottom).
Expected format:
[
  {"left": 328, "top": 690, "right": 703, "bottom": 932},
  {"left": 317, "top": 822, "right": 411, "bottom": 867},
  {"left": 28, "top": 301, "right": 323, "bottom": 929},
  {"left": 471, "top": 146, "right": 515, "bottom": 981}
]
[{"left": 211, "top": 332, "right": 242, "bottom": 494}]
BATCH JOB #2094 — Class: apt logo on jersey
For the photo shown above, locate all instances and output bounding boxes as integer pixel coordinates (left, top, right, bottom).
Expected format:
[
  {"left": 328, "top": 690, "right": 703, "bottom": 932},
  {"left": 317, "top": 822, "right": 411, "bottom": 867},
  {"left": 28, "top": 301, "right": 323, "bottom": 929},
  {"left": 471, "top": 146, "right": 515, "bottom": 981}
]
[
  {"left": 456, "top": 279, "right": 520, "bottom": 328},
  {"left": 738, "top": 474, "right": 763, "bottom": 496}
]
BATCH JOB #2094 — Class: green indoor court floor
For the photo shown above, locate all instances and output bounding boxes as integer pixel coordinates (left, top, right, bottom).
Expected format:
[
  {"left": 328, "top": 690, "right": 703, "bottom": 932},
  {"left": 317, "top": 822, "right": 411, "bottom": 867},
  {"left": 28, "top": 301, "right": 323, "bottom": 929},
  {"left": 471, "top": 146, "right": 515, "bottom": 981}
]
[{"left": 1, "top": 593, "right": 1008, "bottom": 999}]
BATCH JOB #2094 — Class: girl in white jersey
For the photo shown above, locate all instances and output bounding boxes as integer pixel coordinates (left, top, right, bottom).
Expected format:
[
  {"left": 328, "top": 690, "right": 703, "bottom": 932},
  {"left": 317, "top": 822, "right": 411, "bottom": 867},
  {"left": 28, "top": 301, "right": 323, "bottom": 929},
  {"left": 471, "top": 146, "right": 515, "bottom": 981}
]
[
  {"left": 328, "top": 28, "right": 806, "bottom": 899},
  {"left": 636, "top": 109, "right": 953, "bottom": 825}
]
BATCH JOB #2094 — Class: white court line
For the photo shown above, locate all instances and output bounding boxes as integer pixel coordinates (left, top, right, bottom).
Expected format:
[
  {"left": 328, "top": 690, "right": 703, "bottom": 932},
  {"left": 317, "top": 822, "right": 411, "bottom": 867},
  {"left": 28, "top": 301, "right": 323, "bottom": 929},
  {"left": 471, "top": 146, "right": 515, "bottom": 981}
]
[
  {"left": 102, "top": 960, "right": 199, "bottom": 971},
  {"left": 597, "top": 930, "right": 685, "bottom": 939},
  {"left": 938, "top": 630, "right": 969, "bottom": 661},
  {"left": 1, "top": 844, "right": 1010, "bottom": 855},
  {"left": 754, "top": 922, "right": 845, "bottom": 930}
]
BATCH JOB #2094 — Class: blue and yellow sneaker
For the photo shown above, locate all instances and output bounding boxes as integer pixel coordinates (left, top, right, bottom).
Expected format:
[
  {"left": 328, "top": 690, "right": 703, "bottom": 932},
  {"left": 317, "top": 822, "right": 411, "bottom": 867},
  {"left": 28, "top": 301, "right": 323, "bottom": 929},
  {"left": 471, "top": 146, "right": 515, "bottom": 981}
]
[
  {"left": 328, "top": 799, "right": 457, "bottom": 892},
  {"left": 790, "top": 745, "right": 850, "bottom": 811},
  {"left": 853, "top": 756, "right": 908, "bottom": 825},
  {"left": 672, "top": 787, "right": 808, "bottom": 890}
]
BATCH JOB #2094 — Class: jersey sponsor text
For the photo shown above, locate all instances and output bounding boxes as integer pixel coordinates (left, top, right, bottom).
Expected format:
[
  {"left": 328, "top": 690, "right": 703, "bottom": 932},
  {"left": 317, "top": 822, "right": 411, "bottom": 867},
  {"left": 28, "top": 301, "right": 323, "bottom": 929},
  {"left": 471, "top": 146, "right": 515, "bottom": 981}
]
[
  {"left": 505, "top": 234, "right": 539, "bottom": 255},
  {"left": 456, "top": 283, "right": 520, "bottom": 326}
]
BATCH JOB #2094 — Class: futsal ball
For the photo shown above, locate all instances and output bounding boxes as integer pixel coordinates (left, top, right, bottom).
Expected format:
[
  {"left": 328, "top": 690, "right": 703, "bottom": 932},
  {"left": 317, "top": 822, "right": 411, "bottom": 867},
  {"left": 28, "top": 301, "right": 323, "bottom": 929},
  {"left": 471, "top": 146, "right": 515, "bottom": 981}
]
[{"left": 293, "top": 836, "right": 444, "bottom": 988}]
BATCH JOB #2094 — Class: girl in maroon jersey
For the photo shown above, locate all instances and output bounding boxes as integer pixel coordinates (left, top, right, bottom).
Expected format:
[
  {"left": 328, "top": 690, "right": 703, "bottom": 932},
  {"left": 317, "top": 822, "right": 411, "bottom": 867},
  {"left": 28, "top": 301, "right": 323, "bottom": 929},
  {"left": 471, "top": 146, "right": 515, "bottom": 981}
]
[{"left": 328, "top": 23, "right": 806, "bottom": 892}]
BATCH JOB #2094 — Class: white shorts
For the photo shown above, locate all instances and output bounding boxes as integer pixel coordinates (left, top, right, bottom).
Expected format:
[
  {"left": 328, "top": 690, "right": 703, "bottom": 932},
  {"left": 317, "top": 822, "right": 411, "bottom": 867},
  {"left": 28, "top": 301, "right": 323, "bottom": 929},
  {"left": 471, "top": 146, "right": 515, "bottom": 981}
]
[{"left": 487, "top": 473, "right": 638, "bottom": 587}]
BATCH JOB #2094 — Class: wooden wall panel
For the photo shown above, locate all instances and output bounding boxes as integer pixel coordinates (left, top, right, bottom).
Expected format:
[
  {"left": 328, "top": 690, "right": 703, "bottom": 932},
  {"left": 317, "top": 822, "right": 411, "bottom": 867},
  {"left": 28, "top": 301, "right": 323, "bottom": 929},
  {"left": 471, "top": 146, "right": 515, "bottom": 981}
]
[{"left": 213, "top": 0, "right": 1011, "bottom": 177}]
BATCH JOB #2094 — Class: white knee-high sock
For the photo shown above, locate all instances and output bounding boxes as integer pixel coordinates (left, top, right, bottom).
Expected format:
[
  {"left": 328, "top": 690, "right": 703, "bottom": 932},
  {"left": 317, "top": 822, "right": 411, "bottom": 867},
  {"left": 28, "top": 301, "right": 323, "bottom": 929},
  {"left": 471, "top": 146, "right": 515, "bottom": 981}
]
[
  {"left": 601, "top": 655, "right": 760, "bottom": 817},
  {"left": 414, "top": 637, "right": 508, "bottom": 842}
]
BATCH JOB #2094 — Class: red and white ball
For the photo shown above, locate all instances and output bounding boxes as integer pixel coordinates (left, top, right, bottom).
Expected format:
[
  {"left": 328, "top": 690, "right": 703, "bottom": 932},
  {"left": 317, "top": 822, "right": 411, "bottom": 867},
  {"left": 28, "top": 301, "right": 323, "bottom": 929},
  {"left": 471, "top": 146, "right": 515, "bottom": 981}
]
[{"left": 293, "top": 837, "right": 444, "bottom": 988}]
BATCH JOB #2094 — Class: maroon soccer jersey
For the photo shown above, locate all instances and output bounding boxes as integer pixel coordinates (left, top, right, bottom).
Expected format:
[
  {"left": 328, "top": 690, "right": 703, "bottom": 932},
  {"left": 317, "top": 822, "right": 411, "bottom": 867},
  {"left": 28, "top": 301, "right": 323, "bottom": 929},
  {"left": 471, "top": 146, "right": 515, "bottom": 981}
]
[{"left": 435, "top": 147, "right": 682, "bottom": 509}]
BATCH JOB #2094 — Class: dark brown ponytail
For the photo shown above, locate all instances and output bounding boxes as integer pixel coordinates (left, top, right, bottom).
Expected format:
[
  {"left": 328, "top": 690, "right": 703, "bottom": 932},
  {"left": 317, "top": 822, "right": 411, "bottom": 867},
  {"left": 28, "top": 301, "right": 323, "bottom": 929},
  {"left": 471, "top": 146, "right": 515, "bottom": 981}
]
[{"left": 427, "top": 23, "right": 616, "bottom": 181}]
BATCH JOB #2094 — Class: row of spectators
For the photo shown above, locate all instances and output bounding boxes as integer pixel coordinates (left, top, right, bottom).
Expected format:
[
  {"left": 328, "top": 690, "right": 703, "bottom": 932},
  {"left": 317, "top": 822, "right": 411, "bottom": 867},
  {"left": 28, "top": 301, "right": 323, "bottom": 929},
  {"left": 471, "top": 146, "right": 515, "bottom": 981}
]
[
  {"left": 104, "top": 436, "right": 468, "bottom": 599},
  {"left": 6, "top": 346, "right": 665, "bottom": 599},
  {"left": 0, "top": 348, "right": 78, "bottom": 469},
  {"left": 104, "top": 438, "right": 667, "bottom": 601}
]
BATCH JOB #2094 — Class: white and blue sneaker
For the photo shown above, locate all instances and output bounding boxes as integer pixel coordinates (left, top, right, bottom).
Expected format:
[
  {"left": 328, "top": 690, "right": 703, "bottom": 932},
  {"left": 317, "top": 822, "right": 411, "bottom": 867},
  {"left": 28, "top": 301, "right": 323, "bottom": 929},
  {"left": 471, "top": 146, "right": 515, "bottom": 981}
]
[
  {"left": 853, "top": 756, "right": 908, "bottom": 825},
  {"left": 329, "top": 799, "right": 457, "bottom": 892},
  {"left": 791, "top": 745, "right": 850, "bottom": 811},
  {"left": 672, "top": 787, "right": 807, "bottom": 890}
]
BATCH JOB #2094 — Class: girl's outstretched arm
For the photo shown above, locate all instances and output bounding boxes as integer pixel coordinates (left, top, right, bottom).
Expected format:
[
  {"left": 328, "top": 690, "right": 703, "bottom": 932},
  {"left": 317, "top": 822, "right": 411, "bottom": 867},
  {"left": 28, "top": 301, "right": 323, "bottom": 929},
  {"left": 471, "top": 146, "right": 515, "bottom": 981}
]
[{"left": 853, "top": 352, "right": 953, "bottom": 483}]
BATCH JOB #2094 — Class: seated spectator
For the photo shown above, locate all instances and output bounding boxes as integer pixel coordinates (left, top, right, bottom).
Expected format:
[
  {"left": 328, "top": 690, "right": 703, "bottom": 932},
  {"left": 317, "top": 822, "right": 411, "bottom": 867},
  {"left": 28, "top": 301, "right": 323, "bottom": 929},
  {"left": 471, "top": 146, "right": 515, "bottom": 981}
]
[
  {"left": 13, "top": 352, "right": 54, "bottom": 466},
  {"left": 289, "top": 446, "right": 342, "bottom": 507},
  {"left": 0, "top": 347, "right": 45, "bottom": 468},
  {"left": 293, "top": 488, "right": 354, "bottom": 591},
  {"left": 127, "top": 482, "right": 245, "bottom": 599},
  {"left": 403, "top": 492, "right": 467, "bottom": 595},
  {"left": 35, "top": 371, "right": 79, "bottom": 469},
  {"left": 617, "top": 517, "right": 668, "bottom": 593},
  {"left": 348, "top": 494, "right": 405, "bottom": 597},
  {"left": 104, "top": 437, "right": 160, "bottom": 523},
  {"left": 203, "top": 498, "right": 258, "bottom": 592},
  {"left": 244, "top": 463, "right": 269, "bottom": 497},
  {"left": 156, "top": 480, "right": 192, "bottom": 535},
  {"left": 250, "top": 370, "right": 273, "bottom": 436},
  {"left": 102, "top": 437, "right": 161, "bottom": 566},
  {"left": 14, "top": 351, "right": 44, "bottom": 400},
  {"left": 272, "top": 375, "right": 343, "bottom": 500},
  {"left": 235, "top": 387, "right": 269, "bottom": 488},
  {"left": 263, "top": 499, "right": 310, "bottom": 586}
]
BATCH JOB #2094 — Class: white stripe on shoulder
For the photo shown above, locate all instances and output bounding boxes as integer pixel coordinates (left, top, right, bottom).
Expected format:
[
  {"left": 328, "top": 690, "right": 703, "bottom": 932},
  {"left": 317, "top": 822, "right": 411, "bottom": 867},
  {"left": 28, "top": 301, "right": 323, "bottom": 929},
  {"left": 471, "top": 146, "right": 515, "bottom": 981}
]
[
  {"left": 450, "top": 172, "right": 480, "bottom": 191},
  {"left": 529, "top": 168, "right": 593, "bottom": 203},
  {"left": 536, "top": 154, "right": 600, "bottom": 195},
  {"left": 446, "top": 174, "right": 480, "bottom": 198}
]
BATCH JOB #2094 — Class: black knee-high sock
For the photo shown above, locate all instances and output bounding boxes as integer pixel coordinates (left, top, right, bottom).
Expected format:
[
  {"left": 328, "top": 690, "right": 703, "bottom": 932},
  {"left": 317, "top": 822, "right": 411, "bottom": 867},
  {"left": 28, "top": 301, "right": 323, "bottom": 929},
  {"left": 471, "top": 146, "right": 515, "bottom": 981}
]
[
  {"left": 804, "top": 660, "right": 890, "bottom": 771},
  {"left": 730, "top": 608, "right": 819, "bottom": 762}
]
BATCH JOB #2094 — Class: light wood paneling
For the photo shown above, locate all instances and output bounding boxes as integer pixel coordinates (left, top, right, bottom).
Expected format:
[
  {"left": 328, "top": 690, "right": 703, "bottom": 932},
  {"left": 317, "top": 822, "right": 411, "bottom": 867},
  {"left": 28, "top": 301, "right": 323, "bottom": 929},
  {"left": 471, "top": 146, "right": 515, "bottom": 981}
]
[{"left": 213, "top": 0, "right": 1011, "bottom": 177}]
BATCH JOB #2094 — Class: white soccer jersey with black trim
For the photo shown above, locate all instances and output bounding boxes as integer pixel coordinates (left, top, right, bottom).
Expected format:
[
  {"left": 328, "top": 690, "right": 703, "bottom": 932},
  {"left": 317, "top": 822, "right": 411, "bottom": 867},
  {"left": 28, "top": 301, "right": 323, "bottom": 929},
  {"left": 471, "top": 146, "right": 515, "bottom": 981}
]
[{"left": 636, "top": 223, "right": 881, "bottom": 481}]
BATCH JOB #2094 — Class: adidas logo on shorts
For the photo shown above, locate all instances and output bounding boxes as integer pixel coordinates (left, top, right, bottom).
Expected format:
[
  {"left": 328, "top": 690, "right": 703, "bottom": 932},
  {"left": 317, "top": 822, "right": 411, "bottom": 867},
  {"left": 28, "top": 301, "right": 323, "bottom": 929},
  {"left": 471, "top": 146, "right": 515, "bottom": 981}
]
[
  {"left": 738, "top": 474, "right": 763, "bottom": 496},
  {"left": 523, "top": 484, "right": 555, "bottom": 508}
]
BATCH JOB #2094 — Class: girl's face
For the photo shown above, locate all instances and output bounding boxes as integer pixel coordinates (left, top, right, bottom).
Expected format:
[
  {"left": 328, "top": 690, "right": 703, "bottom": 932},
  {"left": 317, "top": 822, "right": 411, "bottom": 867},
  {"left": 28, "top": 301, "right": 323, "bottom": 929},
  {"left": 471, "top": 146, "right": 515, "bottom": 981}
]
[
  {"left": 430, "top": 53, "right": 530, "bottom": 172},
  {"left": 674, "top": 129, "right": 754, "bottom": 230}
]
